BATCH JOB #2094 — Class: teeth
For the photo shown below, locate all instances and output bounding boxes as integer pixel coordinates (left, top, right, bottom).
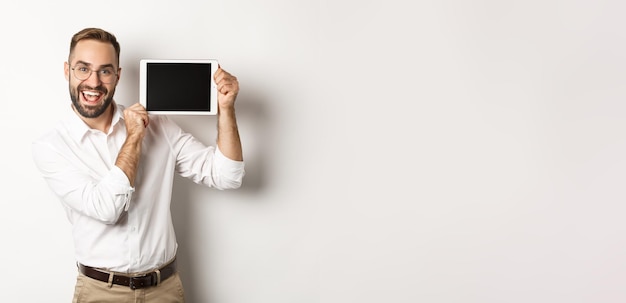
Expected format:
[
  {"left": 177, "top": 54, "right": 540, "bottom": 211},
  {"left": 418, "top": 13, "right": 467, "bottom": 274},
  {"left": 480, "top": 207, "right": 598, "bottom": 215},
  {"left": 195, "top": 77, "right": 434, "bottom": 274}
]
[{"left": 83, "top": 91, "right": 101, "bottom": 96}]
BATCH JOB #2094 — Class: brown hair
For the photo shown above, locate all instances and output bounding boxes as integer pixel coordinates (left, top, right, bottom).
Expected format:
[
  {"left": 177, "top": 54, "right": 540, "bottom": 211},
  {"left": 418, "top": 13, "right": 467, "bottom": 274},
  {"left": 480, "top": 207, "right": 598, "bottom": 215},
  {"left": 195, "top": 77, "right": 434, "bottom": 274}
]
[{"left": 68, "top": 28, "right": 121, "bottom": 65}]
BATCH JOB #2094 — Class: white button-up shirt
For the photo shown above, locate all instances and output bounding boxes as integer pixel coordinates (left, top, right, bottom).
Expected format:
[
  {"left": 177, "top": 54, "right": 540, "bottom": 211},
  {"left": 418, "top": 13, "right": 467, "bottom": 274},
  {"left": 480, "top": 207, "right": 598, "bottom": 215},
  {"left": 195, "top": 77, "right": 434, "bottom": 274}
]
[{"left": 32, "top": 103, "right": 245, "bottom": 273}]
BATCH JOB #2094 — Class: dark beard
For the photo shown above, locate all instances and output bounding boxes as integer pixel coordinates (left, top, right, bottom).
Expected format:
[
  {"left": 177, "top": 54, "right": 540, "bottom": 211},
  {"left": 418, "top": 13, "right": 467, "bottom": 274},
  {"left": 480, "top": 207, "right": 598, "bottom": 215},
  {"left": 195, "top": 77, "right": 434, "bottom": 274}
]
[{"left": 69, "top": 84, "right": 114, "bottom": 118}]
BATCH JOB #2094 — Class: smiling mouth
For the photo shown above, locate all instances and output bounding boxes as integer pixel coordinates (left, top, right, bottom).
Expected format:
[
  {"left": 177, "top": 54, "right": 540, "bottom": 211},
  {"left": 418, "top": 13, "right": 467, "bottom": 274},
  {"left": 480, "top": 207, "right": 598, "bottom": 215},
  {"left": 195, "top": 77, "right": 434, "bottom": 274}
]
[{"left": 82, "top": 90, "right": 102, "bottom": 103}]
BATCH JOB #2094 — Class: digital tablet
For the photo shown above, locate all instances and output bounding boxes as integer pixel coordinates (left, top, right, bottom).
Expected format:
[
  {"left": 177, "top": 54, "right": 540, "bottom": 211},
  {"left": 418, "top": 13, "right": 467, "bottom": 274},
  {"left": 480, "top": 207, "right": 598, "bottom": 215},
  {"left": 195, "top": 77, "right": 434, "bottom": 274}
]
[{"left": 139, "top": 59, "right": 219, "bottom": 115}]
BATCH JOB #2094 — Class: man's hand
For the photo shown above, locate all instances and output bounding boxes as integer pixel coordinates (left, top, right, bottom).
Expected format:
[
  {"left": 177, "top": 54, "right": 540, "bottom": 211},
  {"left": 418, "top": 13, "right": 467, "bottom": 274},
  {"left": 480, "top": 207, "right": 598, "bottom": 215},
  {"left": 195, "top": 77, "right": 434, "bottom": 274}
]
[
  {"left": 117, "top": 103, "right": 149, "bottom": 186},
  {"left": 214, "top": 66, "right": 243, "bottom": 161},
  {"left": 214, "top": 67, "right": 239, "bottom": 111},
  {"left": 123, "top": 103, "right": 149, "bottom": 138}
]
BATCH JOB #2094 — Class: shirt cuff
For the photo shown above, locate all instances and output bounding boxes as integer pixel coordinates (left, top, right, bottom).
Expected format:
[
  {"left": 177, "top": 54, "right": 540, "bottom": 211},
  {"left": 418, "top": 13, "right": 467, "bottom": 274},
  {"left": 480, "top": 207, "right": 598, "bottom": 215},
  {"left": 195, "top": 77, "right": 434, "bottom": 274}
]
[
  {"left": 108, "top": 165, "right": 135, "bottom": 211},
  {"left": 215, "top": 146, "right": 245, "bottom": 171}
]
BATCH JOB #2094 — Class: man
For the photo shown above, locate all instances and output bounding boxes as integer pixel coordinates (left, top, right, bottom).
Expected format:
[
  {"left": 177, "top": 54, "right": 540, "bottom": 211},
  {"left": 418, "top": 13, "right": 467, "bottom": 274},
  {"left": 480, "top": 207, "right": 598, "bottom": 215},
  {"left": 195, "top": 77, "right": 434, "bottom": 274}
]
[{"left": 32, "top": 28, "right": 245, "bottom": 302}]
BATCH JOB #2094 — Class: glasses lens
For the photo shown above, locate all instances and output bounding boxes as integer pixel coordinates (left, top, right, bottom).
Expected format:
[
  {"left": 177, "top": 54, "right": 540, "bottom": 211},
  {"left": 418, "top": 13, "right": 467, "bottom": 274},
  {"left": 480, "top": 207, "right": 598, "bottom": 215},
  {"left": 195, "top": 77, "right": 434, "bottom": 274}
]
[
  {"left": 73, "top": 64, "right": 91, "bottom": 81},
  {"left": 98, "top": 68, "right": 116, "bottom": 83}
]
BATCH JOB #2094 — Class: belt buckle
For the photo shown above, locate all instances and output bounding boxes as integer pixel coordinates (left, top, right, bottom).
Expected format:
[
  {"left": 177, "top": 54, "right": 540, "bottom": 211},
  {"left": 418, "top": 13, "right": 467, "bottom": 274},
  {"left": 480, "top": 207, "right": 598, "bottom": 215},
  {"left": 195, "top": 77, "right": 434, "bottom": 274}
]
[
  {"left": 129, "top": 276, "right": 138, "bottom": 290},
  {"left": 129, "top": 274, "right": 152, "bottom": 290}
]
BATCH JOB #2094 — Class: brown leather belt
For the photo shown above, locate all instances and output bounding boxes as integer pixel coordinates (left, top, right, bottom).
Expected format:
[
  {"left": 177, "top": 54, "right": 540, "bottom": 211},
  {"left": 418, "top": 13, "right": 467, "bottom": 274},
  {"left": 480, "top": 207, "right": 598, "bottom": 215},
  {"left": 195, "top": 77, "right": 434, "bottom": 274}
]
[{"left": 78, "top": 258, "right": 177, "bottom": 290}]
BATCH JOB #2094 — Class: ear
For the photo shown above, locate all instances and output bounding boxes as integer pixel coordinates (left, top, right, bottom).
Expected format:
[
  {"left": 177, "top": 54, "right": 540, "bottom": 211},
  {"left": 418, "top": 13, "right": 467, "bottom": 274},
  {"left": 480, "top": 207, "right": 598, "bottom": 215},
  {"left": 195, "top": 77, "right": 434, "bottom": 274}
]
[
  {"left": 64, "top": 62, "right": 70, "bottom": 81},
  {"left": 116, "top": 67, "right": 122, "bottom": 82}
]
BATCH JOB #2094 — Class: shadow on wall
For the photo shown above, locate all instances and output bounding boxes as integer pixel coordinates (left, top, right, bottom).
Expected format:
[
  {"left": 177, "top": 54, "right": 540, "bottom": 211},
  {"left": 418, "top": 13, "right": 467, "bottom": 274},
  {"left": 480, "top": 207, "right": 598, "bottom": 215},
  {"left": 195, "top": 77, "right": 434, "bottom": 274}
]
[{"left": 170, "top": 83, "right": 272, "bottom": 302}]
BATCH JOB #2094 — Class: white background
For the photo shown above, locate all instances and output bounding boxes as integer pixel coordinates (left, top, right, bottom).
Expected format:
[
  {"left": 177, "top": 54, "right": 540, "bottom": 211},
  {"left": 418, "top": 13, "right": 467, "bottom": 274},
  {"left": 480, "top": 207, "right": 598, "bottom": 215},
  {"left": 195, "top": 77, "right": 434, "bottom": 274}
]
[{"left": 2, "top": 0, "right": 625, "bottom": 302}]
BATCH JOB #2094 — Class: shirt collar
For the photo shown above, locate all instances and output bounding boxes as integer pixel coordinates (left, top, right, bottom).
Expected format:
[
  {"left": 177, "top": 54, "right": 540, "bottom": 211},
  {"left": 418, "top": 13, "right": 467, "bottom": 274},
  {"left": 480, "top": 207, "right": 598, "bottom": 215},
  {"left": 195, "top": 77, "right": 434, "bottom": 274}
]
[{"left": 65, "top": 102, "right": 126, "bottom": 142}]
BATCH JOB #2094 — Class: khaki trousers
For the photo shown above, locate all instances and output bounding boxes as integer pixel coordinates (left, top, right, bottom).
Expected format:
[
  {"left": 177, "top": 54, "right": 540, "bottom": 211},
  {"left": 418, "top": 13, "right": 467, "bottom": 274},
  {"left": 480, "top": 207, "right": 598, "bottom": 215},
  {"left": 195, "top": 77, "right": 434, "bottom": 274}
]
[{"left": 72, "top": 272, "right": 186, "bottom": 303}]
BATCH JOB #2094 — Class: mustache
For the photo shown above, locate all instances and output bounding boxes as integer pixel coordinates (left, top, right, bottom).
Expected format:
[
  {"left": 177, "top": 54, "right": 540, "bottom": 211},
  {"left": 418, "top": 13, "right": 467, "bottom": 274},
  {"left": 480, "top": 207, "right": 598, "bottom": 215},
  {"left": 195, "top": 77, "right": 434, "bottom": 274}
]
[{"left": 77, "top": 84, "right": 108, "bottom": 94}]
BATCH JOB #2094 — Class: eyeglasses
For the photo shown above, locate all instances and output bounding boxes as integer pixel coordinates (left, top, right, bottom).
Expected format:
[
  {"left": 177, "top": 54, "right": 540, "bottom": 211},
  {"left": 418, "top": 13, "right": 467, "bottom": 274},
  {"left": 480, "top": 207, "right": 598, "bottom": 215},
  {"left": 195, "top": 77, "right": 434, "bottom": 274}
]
[{"left": 70, "top": 64, "right": 118, "bottom": 83}]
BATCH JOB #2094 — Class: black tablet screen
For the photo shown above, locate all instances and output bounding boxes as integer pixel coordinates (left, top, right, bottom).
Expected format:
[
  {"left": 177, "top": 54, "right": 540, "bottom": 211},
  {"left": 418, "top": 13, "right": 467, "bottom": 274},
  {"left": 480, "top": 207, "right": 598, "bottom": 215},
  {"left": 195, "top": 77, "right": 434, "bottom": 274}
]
[{"left": 146, "top": 62, "right": 212, "bottom": 111}]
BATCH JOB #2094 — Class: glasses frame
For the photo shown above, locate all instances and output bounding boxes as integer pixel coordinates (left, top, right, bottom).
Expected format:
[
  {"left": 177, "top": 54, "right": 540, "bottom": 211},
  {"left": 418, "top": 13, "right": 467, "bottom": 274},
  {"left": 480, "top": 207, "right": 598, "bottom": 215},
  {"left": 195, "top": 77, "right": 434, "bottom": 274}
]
[{"left": 70, "top": 64, "right": 119, "bottom": 84}]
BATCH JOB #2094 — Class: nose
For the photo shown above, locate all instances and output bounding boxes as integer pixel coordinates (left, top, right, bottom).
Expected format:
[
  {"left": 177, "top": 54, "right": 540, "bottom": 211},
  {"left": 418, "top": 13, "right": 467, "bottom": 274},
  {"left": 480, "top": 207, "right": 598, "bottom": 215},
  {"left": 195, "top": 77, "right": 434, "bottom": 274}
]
[{"left": 83, "top": 70, "right": 103, "bottom": 86}]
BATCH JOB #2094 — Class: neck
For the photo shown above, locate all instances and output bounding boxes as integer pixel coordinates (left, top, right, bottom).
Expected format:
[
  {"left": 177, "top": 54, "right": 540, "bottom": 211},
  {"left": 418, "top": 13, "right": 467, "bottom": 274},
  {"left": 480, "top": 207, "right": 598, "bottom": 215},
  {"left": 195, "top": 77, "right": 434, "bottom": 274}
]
[{"left": 73, "top": 102, "right": 115, "bottom": 133}]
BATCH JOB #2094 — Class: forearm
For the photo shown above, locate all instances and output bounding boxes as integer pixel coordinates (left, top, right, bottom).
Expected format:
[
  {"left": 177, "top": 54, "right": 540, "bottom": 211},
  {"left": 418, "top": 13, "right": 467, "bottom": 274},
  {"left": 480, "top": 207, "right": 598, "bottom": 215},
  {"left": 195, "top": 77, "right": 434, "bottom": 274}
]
[
  {"left": 115, "top": 133, "right": 143, "bottom": 186},
  {"left": 217, "top": 107, "right": 243, "bottom": 161}
]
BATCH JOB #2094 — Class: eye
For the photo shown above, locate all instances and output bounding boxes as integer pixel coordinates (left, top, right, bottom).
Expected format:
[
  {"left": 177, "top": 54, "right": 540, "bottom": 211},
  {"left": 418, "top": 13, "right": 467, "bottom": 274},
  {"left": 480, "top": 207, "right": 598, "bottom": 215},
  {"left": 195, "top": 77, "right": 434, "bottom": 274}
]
[
  {"left": 100, "top": 68, "right": 114, "bottom": 76},
  {"left": 76, "top": 66, "right": 89, "bottom": 73}
]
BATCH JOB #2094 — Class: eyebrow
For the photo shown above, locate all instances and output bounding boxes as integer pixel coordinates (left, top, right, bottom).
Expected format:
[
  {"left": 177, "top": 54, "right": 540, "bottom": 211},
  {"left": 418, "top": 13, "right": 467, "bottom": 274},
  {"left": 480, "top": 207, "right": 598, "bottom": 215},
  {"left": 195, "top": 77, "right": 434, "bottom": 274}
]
[{"left": 75, "top": 60, "right": 116, "bottom": 69}]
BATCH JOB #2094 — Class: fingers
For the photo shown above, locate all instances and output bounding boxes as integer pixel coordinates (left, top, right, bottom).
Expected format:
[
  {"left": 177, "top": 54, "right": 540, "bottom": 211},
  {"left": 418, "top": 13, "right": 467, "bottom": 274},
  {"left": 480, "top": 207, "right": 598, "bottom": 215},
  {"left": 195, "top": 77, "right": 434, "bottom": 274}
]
[
  {"left": 214, "top": 67, "right": 239, "bottom": 96},
  {"left": 125, "top": 103, "right": 149, "bottom": 129}
]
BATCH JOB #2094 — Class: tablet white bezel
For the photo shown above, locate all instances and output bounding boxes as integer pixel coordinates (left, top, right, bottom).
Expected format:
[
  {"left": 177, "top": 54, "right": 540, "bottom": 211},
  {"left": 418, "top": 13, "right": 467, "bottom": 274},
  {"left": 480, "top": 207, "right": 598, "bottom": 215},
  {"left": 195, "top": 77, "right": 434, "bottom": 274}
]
[{"left": 139, "top": 58, "right": 219, "bottom": 115}]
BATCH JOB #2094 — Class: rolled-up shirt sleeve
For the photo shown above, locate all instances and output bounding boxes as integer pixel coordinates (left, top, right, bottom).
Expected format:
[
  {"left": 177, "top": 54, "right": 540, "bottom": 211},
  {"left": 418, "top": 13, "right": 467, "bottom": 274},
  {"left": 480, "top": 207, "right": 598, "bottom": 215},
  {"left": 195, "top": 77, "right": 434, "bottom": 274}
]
[
  {"left": 211, "top": 147, "right": 246, "bottom": 189},
  {"left": 175, "top": 142, "right": 245, "bottom": 189},
  {"left": 32, "top": 141, "right": 134, "bottom": 224},
  {"left": 159, "top": 115, "right": 245, "bottom": 189}
]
